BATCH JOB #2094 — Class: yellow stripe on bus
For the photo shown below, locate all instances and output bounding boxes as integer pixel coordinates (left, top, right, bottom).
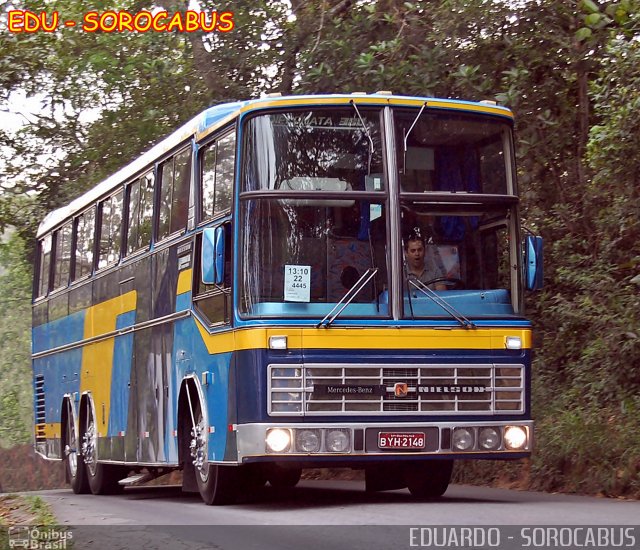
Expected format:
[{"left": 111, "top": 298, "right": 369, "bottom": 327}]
[
  {"left": 177, "top": 268, "right": 193, "bottom": 295},
  {"left": 81, "top": 291, "right": 137, "bottom": 437},
  {"left": 194, "top": 319, "right": 531, "bottom": 355},
  {"left": 38, "top": 422, "right": 61, "bottom": 439}
]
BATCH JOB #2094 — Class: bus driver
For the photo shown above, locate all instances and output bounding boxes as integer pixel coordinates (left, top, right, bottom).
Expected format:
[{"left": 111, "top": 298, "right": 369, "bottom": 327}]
[{"left": 404, "top": 231, "right": 447, "bottom": 291}]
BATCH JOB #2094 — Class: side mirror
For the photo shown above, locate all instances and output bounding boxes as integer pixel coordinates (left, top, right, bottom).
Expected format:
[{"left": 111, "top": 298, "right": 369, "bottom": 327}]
[
  {"left": 525, "top": 235, "right": 543, "bottom": 290},
  {"left": 202, "top": 226, "right": 225, "bottom": 285}
]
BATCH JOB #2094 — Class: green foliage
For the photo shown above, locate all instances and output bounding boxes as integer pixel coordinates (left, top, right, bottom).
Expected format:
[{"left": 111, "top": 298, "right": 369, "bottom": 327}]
[{"left": 0, "top": 232, "right": 32, "bottom": 448}]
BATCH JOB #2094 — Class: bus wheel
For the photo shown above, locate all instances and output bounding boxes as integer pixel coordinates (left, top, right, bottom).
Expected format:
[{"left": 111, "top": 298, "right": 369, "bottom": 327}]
[
  {"left": 405, "top": 459, "right": 453, "bottom": 499},
  {"left": 266, "top": 464, "right": 302, "bottom": 488},
  {"left": 82, "top": 401, "right": 123, "bottom": 495},
  {"left": 64, "top": 400, "right": 89, "bottom": 494},
  {"left": 190, "top": 406, "right": 238, "bottom": 505}
]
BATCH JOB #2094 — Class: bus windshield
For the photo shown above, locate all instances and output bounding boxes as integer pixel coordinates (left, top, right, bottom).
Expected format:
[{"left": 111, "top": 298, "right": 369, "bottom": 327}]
[
  {"left": 240, "top": 108, "right": 387, "bottom": 319},
  {"left": 239, "top": 106, "right": 520, "bottom": 320}
]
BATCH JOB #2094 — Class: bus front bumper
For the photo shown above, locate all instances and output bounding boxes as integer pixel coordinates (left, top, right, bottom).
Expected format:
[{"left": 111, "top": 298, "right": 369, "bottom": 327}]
[{"left": 235, "top": 420, "right": 533, "bottom": 463}]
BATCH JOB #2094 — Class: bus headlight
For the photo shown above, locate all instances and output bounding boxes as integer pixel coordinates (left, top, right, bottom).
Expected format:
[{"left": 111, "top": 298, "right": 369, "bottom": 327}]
[
  {"left": 452, "top": 428, "right": 474, "bottom": 451},
  {"left": 296, "top": 429, "right": 321, "bottom": 453},
  {"left": 504, "top": 426, "right": 527, "bottom": 450},
  {"left": 478, "top": 427, "right": 501, "bottom": 450},
  {"left": 326, "top": 429, "right": 350, "bottom": 452},
  {"left": 266, "top": 428, "right": 291, "bottom": 453}
]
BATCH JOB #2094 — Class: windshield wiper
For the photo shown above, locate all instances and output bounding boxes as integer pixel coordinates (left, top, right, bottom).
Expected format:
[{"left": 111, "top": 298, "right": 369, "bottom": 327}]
[
  {"left": 317, "top": 267, "right": 378, "bottom": 328},
  {"left": 402, "top": 101, "right": 428, "bottom": 174},
  {"left": 408, "top": 276, "right": 476, "bottom": 329},
  {"left": 350, "top": 100, "right": 374, "bottom": 175}
]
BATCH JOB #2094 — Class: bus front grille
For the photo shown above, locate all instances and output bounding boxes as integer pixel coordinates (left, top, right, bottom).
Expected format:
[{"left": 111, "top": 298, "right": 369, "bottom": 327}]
[{"left": 268, "top": 363, "right": 524, "bottom": 416}]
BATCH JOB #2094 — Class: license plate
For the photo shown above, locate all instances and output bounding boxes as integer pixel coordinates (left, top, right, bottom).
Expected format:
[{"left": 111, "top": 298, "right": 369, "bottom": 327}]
[{"left": 378, "top": 432, "right": 425, "bottom": 450}]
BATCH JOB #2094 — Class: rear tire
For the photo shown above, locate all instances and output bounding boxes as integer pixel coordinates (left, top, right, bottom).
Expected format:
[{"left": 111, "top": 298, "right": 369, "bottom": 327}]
[
  {"left": 405, "top": 460, "right": 453, "bottom": 499},
  {"left": 64, "top": 401, "right": 89, "bottom": 494},
  {"left": 82, "top": 400, "right": 123, "bottom": 495}
]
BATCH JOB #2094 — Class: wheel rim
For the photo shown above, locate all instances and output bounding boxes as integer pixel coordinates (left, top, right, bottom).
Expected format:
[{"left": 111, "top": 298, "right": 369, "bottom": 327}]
[
  {"left": 66, "top": 407, "right": 78, "bottom": 477},
  {"left": 81, "top": 406, "right": 97, "bottom": 477},
  {"left": 189, "top": 413, "right": 209, "bottom": 482}
]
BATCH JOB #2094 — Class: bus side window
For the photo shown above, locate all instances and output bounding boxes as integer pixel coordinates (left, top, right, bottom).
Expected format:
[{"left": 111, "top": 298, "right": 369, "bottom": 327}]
[
  {"left": 126, "top": 172, "right": 154, "bottom": 254},
  {"left": 52, "top": 222, "right": 72, "bottom": 290},
  {"left": 74, "top": 207, "right": 95, "bottom": 280},
  {"left": 36, "top": 234, "right": 52, "bottom": 298},
  {"left": 215, "top": 133, "right": 234, "bottom": 215},
  {"left": 159, "top": 147, "right": 191, "bottom": 239},
  {"left": 98, "top": 190, "right": 123, "bottom": 269},
  {"left": 194, "top": 222, "right": 232, "bottom": 326},
  {"left": 201, "top": 131, "right": 235, "bottom": 223}
]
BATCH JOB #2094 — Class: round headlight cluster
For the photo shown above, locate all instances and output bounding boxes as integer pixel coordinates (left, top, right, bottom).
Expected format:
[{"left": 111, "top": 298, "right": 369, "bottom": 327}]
[
  {"left": 266, "top": 427, "right": 352, "bottom": 454},
  {"left": 451, "top": 426, "right": 528, "bottom": 452}
]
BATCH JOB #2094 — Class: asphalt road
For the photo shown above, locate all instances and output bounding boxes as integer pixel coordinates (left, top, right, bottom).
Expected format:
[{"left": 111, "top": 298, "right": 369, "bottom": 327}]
[{"left": 25, "top": 481, "right": 640, "bottom": 550}]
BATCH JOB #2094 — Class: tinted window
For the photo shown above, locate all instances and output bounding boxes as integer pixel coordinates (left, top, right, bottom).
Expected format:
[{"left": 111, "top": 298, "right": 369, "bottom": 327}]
[
  {"left": 37, "top": 234, "right": 52, "bottom": 297},
  {"left": 127, "top": 172, "right": 154, "bottom": 254},
  {"left": 53, "top": 222, "right": 72, "bottom": 289},
  {"left": 201, "top": 132, "right": 235, "bottom": 222},
  {"left": 74, "top": 207, "right": 95, "bottom": 279},
  {"left": 98, "top": 190, "right": 123, "bottom": 269},
  {"left": 159, "top": 147, "right": 191, "bottom": 239}
]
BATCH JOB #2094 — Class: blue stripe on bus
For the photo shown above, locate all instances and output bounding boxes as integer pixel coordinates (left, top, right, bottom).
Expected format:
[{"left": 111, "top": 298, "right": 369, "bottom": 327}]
[
  {"left": 34, "top": 348, "right": 84, "bottom": 424},
  {"left": 232, "top": 317, "right": 533, "bottom": 329},
  {"left": 32, "top": 310, "right": 86, "bottom": 354},
  {"left": 176, "top": 291, "right": 192, "bottom": 312},
  {"left": 108, "top": 311, "right": 136, "bottom": 437},
  {"left": 33, "top": 311, "right": 86, "bottom": 423}
]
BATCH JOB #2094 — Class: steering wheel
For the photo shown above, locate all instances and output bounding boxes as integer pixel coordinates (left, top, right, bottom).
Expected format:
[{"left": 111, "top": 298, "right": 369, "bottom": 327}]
[{"left": 423, "top": 277, "right": 465, "bottom": 289}]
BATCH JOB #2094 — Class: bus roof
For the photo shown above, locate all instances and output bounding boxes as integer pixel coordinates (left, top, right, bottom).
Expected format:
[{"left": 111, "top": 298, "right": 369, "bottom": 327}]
[{"left": 36, "top": 94, "right": 513, "bottom": 238}]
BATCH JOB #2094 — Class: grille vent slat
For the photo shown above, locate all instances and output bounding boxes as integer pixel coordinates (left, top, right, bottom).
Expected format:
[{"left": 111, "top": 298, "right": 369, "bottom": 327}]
[{"left": 34, "top": 374, "right": 46, "bottom": 442}]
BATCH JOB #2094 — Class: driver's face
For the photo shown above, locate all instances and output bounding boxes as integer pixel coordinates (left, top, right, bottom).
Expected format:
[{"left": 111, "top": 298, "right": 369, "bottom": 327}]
[{"left": 406, "top": 239, "right": 425, "bottom": 270}]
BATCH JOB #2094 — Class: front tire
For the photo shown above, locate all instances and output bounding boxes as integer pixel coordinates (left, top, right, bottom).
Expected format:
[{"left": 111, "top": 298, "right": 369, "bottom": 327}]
[
  {"left": 190, "top": 401, "right": 239, "bottom": 505},
  {"left": 266, "top": 464, "right": 302, "bottom": 488},
  {"left": 405, "top": 459, "right": 453, "bottom": 499}
]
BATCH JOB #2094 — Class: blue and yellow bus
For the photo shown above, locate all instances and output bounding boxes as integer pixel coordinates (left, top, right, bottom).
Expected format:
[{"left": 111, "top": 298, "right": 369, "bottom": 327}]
[{"left": 32, "top": 93, "right": 542, "bottom": 504}]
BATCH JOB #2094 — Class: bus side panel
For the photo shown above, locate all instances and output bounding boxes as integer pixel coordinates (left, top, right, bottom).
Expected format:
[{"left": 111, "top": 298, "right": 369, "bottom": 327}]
[
  {"left": 32, "top": 311, "right": 86, "bottom": 458},
  {"left": 108, "top": 310, "right": 136, "bottom": 461},
  {"left": 135, "top": 245, "right": 179, "bottom": 464},
  {"left": 173, "top": 316, "right": 235, "bottom": 463},
  {"left": 121, "top": 254, "right": 153, "bottom": 463},
  {"left": 83, "top": 280, "right": 137, "bottom": 462}
]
